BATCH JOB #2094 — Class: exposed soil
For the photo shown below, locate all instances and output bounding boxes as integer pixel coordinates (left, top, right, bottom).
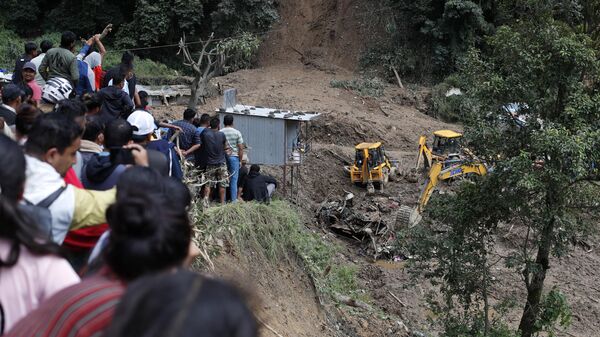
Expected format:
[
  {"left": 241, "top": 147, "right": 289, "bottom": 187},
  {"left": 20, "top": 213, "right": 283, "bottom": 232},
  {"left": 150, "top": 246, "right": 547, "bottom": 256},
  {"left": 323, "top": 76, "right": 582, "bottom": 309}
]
[
  {"left": 151, "top": 0, "right": 600, "bottom": 334},
  {"left": 154, "top": 62, "right": 600, "bottom": 337}
]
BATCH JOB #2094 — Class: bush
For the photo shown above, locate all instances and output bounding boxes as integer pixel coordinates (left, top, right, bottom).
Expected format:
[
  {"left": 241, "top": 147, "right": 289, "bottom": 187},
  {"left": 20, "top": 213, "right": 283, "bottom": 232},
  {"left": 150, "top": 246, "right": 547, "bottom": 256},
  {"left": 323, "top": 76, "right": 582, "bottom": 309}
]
[
  {"left": 103, "top": 52, "right": 179, "bottom": 78},
  {"left": 330, "top": 77, "right": 386, "bottom": 97},
  {"left": 429, "top": 75, "right": 472, "bottom": 122},
  {"left": 0, "top": 28, "right": 24, "bottom": 70}
]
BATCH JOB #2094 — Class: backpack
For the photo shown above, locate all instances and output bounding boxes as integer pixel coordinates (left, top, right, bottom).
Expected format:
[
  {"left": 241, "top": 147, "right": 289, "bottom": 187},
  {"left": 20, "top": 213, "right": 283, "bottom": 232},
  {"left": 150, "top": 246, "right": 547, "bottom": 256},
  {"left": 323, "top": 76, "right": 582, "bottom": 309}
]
[{"left": 18, "top": 186, "right": 66, "bottom": 241}]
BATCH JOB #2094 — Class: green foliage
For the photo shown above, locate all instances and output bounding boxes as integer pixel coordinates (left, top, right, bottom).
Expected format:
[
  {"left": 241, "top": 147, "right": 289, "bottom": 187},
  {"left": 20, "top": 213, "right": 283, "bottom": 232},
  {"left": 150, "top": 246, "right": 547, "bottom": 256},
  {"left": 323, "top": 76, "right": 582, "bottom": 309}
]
[
  {"left": 401, "top": 3, "right": 600, "bottom": 336},
  {"left": 103, "top": 53, "right": 178, "bottom": 79},
  {"left": 0, "top": 28, "right": 23, "bottom": 70},
  {"left": 0, "top": 0, "right": 40, "bottom": 35},
  {"left": 210, "top": 0, "right": 279, "bottom": 36},
  {"left": 361, "top": 0, "right": 492, "bottom": 82},
  {"left": 430, "top": 78, "right": 470, "bottom": 122},
  {"left": 217, "top": 32, "right": 262, "bottom": 73},
  {"left": 535, "top": 288, "right": 572, "bottom": 336},
  {"left": 330, "top": 77, "right": 386, "bottom": 97}
]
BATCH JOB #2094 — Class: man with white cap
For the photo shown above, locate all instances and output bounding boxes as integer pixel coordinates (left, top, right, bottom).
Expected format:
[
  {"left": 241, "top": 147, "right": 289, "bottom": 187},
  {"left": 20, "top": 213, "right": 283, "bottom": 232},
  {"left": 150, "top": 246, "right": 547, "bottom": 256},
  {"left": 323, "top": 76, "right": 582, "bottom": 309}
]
[{"left": 127, "top": 109, "right": 182, "bottom": 180}]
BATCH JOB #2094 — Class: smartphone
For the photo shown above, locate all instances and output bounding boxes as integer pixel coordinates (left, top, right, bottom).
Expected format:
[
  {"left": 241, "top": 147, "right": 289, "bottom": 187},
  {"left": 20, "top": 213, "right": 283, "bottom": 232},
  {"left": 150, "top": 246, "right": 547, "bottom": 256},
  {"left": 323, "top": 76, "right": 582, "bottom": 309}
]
[{"left": 110, "top": 148, "right": 135, "bottom": 165}]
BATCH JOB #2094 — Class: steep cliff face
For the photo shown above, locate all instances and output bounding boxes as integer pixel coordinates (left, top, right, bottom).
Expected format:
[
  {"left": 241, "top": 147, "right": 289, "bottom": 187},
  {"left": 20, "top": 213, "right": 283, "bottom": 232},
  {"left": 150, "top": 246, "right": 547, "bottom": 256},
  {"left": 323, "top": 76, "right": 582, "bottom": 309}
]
[{"left": 259, "top": 0, "right": 381, "bottom": 70}]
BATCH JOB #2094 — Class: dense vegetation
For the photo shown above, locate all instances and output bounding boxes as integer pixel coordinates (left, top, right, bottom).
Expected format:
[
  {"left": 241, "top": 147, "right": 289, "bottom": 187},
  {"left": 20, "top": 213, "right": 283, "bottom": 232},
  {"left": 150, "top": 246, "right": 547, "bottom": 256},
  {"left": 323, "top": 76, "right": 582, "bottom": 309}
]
[
  {"left": 0, "top": 0, "right": 278, "bottom": 69},
  {"left": 363, "top": 0, "right": 600, "bottom": 83},
  {"left": 396, "top": 1, "right": 600, "bottom": 336}
]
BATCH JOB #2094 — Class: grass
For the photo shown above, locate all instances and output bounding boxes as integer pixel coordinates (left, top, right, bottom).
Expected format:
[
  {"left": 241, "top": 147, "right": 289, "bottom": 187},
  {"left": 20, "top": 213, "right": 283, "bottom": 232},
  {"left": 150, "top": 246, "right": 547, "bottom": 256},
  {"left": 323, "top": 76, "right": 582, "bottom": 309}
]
[
  {"left": 330, "top": 77, "right": 386, "bottom": 97},
  {"left": 190, "top": 200, "right": 363, "bottom": 302}
]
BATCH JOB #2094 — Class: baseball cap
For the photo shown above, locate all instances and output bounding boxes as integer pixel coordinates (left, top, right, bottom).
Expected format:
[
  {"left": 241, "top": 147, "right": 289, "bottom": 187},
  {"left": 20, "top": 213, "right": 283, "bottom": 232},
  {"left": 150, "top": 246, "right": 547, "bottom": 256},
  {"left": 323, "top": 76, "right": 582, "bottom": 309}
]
[
  {"left": 22, "top": 62, "right": 36, "bottom": 72},
  {"left": 127, "top": 109, "right": 156, "bottom": 136},
  {"left": 2, "top": 84, "right": 25, "bottom": 101}
]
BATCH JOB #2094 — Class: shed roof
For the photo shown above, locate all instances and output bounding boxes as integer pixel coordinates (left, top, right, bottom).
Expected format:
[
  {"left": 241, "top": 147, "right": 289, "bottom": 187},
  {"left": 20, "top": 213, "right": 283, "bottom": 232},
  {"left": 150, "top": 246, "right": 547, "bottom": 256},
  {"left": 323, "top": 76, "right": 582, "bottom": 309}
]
[{"left": 217, "top": 104, "right": 320, "bottom": 121}]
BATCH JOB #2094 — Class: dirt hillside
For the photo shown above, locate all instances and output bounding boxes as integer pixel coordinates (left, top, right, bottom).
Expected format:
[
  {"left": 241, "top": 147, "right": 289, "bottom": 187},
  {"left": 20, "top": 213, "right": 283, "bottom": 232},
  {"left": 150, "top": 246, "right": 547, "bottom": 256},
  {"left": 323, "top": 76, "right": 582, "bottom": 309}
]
[{"left": 259, "top": 0, "right": 382, "bottom": 70}]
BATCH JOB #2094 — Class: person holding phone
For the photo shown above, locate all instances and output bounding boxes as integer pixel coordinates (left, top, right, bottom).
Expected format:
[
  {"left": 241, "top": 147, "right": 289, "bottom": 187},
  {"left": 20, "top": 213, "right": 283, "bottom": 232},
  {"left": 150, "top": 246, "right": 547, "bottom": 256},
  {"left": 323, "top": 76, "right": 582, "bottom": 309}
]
[{"left": 82, "top": 119, "right": 148, "bottom": 190}]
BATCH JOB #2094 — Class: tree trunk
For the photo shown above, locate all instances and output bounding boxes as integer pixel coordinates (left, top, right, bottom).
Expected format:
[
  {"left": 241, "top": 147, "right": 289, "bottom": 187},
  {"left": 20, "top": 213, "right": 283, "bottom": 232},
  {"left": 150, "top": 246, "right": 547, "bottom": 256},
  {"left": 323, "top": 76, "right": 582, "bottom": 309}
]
[
  {"left": 188, "top": 75, "right": 201, "bottom": 109},
  {"left": 518, "top": 217, "right": 555, "bottom": 337}
]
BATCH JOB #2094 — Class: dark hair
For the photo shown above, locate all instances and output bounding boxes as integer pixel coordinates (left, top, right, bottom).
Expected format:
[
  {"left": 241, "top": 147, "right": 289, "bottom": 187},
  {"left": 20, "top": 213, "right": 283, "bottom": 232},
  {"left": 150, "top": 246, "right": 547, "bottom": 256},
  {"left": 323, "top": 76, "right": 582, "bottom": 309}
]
[
  {"left": 15, "top": 104, "right": 42, "bottom": 137},
  {"left": 223, "top": 114, "right": 234, "bottom": 126},
  {"left": 54, "top": 99, "right": 87, "bottom": 121},
  {"left": 121, "top": 51, "right": 134, "bottom": 66},
  {"left": 113, "top": 67, "right": 127, "bottom": 86},
  {"left": 82, "top": 116, "right": 104, "bottom": 142},
  {"left": 0, "top": 135, "right": 60, "bottom": 268},
  {"left": 104, "top": 119, "right": 133, "bottom": 148},
  {"left": 82, "top": 93, "right": 102, "bottom": 111},
  {"left": 191, "top": 117, "right": 201, "bottom": 127},
  {"left": 24, "top": 41, "right": 37, "bottom": 55},
  {"left": 116, "top": 167, "right": 190, "bottom": 211},
  {"left": 138, "top": 91, "right": 149, "bottom": 109},
  {"left": 164, "top": 178, "right": 192, "bottom": 209},
  {"left": 104, "top": 192, "right": 191, "bottom": 281},
  {"left": 209, "top": 117, "right": 220, "bottom": 129},
  {"left": 105, "top": 270, "right": 258, "bottom": 337},
  {"left": 60, "top": 31, "right": 77, "bottom": 48},
  {"left": 183, "top": 108, "right": 196, "bottom": 121},
  {"left": 250, "top": 164, "right": 260, "bottom": 173},
  {"left": 25, "top": 112, "right": 83, "bottom": 156},
  {"left": 40, "top": 40, "right": 53, "bottom": 53},
  {"left": 200, "top": 113, "right": 210, "bottom": 125}
]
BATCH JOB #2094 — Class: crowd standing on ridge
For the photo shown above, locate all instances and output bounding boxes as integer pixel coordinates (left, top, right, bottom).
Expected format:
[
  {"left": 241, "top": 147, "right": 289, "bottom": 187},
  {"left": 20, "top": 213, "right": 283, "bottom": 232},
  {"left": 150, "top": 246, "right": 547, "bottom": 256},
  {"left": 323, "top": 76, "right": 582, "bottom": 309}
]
[{"left": 0, "top": 29, "right": 280, "bottom": 336}]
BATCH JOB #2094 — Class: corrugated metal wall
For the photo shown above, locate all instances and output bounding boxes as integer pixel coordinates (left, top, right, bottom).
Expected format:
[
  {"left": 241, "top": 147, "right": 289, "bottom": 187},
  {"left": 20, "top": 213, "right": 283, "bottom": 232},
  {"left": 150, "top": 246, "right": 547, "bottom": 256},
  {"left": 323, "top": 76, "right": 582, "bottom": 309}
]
[{"left": 219, "top": 113, "right": 293, "bottom": 165}]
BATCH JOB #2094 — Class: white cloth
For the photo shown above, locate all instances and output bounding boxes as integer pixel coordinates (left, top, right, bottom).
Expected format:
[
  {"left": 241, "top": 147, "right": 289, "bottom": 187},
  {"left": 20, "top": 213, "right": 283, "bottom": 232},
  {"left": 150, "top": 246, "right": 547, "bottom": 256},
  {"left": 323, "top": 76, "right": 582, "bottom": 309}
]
[
  {"left": 84, "top": 52, "right": 102, "bottom": 69},
  {"left": 23, "top": 155, "right": 76, "bottom": 244},
  {"left": 30, "top": 53, "right": 46, "bottom": 87}
]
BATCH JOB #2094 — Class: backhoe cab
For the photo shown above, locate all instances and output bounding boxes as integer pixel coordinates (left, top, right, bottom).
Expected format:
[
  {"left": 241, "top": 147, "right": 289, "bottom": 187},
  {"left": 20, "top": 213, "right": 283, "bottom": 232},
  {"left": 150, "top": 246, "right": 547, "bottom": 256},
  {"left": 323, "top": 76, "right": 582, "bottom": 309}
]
[
  {"left": 350, "top": 142, "right": 392, "bottom": 194},
  {"left": 416, "top": 130, "right": 463, "bottom": 170}
]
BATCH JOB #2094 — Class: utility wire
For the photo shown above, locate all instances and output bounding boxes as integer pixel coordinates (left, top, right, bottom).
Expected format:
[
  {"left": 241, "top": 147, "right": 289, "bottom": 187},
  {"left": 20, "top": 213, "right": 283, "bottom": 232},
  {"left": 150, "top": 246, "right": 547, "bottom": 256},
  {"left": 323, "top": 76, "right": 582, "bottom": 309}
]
[{"left": 104, "top": 2, "right": 403, "bottom": 54}]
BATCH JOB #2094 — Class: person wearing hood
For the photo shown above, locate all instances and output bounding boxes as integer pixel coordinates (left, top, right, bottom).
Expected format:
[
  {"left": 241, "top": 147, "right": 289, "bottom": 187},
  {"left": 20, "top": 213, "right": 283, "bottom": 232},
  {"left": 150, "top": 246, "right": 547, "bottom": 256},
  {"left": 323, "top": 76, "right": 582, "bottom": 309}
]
[
  {"left": 241, "top": 164, "right": 277, "bottom": 203},
  {"left": 82, "top": 119, "right": 133, "bottom": 191},
  {"left": 97, "top": 68, "right": 133, "bottom": 124}
]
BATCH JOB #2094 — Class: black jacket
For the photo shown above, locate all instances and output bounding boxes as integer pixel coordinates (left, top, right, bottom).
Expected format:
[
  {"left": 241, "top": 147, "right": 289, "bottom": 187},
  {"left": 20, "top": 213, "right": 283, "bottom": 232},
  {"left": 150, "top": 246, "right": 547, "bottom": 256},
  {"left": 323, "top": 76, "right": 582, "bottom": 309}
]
[
  {"left": 98, "top": 86, "right": 134, "bottom": 123},
  {"left": 0, "top": 105, "right": 17, "bottom": 125},
  {"left": 242, "top": 171, "right": 277, "bottom": 202}
]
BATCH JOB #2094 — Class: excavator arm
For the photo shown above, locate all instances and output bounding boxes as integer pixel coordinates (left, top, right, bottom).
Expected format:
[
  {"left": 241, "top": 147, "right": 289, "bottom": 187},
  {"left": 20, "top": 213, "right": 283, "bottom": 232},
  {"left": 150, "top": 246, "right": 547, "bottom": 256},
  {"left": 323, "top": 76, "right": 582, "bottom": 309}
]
[
  {"left": 415, "top": 135, "right": 433, "bottom": 171},
  {"left": 398, "top": 161, "right": 488, "bottom": 227}
]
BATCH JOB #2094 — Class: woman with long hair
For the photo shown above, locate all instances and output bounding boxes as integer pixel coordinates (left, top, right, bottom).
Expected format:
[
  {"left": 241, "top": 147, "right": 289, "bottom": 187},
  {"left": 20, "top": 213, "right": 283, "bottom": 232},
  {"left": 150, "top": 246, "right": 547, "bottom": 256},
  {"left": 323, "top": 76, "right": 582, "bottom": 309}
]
[{"left": 0, "top": 134, "right": 79, "bottom": 333}]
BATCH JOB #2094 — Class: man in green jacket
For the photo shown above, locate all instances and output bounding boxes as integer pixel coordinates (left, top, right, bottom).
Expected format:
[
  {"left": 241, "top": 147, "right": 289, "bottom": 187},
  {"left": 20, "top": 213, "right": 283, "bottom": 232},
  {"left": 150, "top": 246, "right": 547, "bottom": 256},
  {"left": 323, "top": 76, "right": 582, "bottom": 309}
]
[{"left": 39, "top": 31, "right": 79, "bottom": 87}]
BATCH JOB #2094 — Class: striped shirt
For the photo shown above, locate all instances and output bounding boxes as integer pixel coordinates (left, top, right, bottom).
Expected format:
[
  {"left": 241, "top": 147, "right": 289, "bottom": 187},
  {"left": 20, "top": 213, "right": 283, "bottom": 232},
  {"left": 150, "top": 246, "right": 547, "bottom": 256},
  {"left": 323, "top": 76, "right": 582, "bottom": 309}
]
[
  {"left": 6, "top": 273, "right": 124, "bottom": 337},
  {"left": 220, "top": 127, "right": 244, "bottom": 157}
]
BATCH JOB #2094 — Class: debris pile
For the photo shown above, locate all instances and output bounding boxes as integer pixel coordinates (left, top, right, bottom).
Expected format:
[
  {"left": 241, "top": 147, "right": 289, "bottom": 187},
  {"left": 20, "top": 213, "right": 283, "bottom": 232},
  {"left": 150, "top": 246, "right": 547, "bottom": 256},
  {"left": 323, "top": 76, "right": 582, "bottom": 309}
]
[{"left": 317, "top": 193, "right": 400, "bottom": 259}]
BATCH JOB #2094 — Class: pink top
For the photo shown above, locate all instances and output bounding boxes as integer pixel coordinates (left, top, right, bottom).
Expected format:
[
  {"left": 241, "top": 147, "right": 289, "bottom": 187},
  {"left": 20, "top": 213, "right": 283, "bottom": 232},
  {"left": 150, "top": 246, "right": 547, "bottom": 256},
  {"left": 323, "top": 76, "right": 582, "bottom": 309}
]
[
  {"left": 27, "top": 81, "right": 42, "bottom": 103},
  {"left": 0, "top": 239, "right": 80, "bottom": 331}
]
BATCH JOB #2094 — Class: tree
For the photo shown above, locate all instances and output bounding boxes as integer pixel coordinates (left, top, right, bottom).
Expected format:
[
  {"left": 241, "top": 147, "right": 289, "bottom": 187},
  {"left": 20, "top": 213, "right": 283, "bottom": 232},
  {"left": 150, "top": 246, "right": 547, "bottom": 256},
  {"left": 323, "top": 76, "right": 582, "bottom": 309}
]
[
  {"left": 404, "top": 4, "right": 600, "bottom": 337},
  {"left": 178, "top": 32, "right": 260, "bottom": 108}
]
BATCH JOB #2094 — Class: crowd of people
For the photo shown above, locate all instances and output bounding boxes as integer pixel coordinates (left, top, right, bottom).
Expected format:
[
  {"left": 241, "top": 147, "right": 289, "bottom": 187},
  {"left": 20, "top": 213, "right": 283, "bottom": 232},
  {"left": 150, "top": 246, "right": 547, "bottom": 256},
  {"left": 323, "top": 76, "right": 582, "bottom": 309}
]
[{"left": 0, "top": 30, "right": 281, "bottom": 336}]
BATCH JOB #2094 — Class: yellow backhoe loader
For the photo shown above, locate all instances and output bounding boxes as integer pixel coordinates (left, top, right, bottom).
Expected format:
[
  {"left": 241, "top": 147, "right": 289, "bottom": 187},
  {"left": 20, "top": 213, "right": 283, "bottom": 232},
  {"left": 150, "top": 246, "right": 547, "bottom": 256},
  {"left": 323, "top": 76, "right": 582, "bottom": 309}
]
[
  {"left": 350, "top": 142, "right": 392, "bottom": 194},
  {"left": 415, "top": 129, "right": 463, "bottom": 171},
  {"left": 398, "top": 130, "right": 487, "bottom": 227}
]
